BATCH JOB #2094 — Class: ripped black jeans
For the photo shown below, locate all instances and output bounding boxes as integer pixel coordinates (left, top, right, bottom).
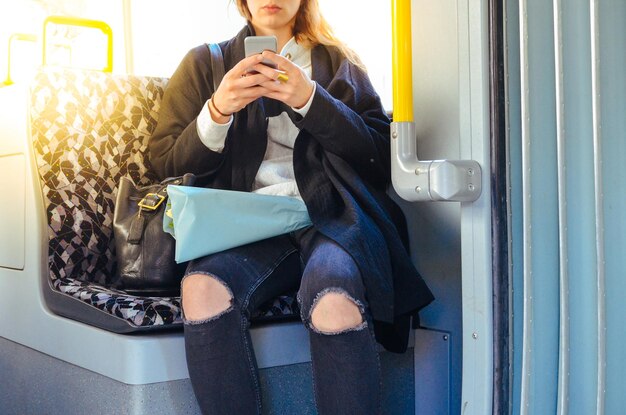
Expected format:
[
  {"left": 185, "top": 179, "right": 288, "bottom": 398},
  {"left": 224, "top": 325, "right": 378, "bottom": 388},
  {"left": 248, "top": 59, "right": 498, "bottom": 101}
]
[{"left": 181, "top": 227, "right": 381, "bottom": 415}]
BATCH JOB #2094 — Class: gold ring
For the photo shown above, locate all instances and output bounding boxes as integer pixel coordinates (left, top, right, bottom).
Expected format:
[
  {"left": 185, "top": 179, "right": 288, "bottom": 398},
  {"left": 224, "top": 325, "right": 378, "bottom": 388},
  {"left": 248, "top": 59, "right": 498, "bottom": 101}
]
[{"left": 277, "top": 73, "right": 289, "bottom": 83}]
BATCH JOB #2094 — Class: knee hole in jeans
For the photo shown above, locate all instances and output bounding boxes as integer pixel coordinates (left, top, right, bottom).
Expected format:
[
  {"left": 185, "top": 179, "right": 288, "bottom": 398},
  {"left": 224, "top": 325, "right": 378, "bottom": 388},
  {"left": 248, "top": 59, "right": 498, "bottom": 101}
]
[
  {"left": 309, "top": 289, "right": 366, "bottom": 335},
  {"left": 181, "top": 273, "right": 233, "bottom": 323}
]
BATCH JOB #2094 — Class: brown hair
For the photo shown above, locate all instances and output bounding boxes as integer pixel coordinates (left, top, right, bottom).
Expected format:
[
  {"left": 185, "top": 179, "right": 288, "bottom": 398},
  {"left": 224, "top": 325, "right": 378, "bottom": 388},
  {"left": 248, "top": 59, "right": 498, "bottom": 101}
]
[{"left": 234, "top": 0, "right": 364, "bottom": 70}]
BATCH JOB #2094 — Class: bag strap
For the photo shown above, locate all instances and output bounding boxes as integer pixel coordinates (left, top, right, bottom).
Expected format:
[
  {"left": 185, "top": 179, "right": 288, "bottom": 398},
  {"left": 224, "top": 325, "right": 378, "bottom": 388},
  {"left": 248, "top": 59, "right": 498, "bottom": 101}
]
[
  {"left": 207, "top": 43, "right": 225, "bottom": 91},
  {"left": 127, "top": 177, "right": 184, "bottom": 244},
  {"left": 127, "top": 185, "right": 169, "bottom": 244}
]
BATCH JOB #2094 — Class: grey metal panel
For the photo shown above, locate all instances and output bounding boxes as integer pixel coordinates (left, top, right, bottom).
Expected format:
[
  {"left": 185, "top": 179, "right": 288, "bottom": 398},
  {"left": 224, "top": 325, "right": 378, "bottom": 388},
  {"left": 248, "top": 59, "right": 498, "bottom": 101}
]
[
  {"left": 405, "top": 2, "right": 464, "bottom": 413},
  {"left": 0, "top": 154, "right": 25, "bottom": 270},
  {"left": 597, "top": 2, "right": 626, "bottom": 414},
  {"left": 413, "top": 329, "right": 450, "bottom": 414},
  {"left": 456, "top": 1, "right": 494, "bottom": 413},
  {"left": 407, "top": 1, "right": 494, "bottom": 414},
  {"left": 0, "top": 86, "right": 27, "bottom": 271}
]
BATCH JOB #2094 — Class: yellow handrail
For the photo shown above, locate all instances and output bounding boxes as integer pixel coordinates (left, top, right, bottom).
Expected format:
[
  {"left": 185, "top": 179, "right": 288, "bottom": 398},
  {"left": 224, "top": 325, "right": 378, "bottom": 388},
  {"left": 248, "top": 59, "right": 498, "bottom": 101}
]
[
  {"left": 391, "top": 0, "right": 413, "bottom": 122},
  {"left": 42, "top": 15, "right": 113, "bottom": 72}
]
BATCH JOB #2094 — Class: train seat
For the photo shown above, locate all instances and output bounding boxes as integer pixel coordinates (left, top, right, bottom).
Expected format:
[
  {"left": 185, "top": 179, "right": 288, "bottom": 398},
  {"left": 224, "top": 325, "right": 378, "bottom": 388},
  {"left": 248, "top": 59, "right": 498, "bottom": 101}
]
[{"left": 29, "top": 67, "right": 298, "bottom": 333}]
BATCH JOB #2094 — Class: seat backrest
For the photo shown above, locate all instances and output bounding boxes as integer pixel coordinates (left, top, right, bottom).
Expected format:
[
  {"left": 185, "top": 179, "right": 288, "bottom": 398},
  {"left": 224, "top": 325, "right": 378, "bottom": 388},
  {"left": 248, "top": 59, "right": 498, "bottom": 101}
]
[{"left": 30, "top": 68, "right": 166, "bottom": 285}]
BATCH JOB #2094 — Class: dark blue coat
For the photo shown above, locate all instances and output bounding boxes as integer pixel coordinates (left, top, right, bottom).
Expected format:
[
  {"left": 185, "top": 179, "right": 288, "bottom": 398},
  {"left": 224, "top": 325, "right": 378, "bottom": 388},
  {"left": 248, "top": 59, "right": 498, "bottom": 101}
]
[{"left": 149, "top": 26, "right": 434, "bottom": 352}]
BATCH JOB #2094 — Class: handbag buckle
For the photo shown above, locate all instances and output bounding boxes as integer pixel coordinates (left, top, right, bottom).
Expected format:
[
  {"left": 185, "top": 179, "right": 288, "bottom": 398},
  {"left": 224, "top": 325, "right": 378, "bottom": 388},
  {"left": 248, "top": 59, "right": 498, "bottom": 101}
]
[{"left": 138, "top": 193, "right": 165, "bottom": 210}]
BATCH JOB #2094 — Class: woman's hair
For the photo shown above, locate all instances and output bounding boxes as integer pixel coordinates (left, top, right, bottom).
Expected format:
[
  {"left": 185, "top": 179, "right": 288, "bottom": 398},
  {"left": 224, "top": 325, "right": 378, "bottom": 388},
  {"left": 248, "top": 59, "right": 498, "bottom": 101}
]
[{"left": 234, "top": 0, "right": 364, "bottom": 70}]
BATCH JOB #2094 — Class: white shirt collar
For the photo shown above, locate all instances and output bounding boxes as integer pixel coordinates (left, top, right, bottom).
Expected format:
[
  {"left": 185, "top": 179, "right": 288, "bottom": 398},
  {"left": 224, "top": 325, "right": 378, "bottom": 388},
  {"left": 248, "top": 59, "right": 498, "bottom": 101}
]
[{"left": 279, "top": 37, "right": 311, "bottom": 74}]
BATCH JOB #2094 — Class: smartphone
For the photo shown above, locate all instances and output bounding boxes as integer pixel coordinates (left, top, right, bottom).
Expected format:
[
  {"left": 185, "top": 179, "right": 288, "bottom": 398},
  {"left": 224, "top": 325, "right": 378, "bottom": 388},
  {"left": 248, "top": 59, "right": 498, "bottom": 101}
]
[{"left": 244, "top": 36, "right": 278, "bottom": 71}]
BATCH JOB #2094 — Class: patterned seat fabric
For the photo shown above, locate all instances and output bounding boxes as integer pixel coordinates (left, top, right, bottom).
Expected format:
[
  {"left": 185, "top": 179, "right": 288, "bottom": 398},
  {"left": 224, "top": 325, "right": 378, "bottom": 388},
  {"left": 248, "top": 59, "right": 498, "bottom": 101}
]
[{"left": 30, "top": 68, "right": 298, "bottom": 328}]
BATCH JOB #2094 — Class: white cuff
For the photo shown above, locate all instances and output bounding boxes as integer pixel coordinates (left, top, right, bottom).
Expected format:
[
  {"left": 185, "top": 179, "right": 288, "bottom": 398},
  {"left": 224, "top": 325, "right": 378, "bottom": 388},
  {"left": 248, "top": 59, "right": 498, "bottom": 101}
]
[
  {"left": 196, "top": 99, "right": 232, "bottom": 153},
  {"left": 291, "top": 82, "right": 317, "bottom": 117}
]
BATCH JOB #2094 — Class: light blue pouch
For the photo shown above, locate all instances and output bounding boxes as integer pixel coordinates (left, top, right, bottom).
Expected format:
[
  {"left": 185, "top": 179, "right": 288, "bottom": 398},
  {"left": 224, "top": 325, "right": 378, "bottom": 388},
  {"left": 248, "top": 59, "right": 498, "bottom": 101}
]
[{"left": 164, "top": 185, "right": 312, "bottom": 263}]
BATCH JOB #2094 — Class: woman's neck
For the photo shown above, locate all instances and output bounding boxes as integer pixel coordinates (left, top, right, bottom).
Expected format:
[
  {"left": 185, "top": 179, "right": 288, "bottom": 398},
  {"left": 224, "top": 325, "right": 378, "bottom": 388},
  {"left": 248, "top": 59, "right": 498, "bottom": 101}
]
[{"left": 252, "top": 25, "right": 294, "bottom": 52}]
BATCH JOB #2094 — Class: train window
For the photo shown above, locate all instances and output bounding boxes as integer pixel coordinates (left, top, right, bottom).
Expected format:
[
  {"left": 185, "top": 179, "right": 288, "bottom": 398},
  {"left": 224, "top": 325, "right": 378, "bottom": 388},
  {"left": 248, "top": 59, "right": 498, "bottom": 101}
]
[
  {"left": 0, "top": 1, "right": 44, "bottom": 84},
  {"left": 1, "top": 0, "right": 392, "bottom": 110},
  {"left": 319, "top": 0, "right": 392, "bottom": 110},
  {"left": 129, "top": 0, "right": 392, "bottom": 110},
  {"left": 1, "top": 0, "right": 125, "bottom": 83}
]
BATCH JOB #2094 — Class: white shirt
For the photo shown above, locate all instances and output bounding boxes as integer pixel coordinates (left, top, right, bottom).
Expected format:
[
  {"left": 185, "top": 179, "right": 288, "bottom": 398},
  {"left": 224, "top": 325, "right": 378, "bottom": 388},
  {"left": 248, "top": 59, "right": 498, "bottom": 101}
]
[{"left": 196, "top": 37, "right": 315, "bottom": 198}]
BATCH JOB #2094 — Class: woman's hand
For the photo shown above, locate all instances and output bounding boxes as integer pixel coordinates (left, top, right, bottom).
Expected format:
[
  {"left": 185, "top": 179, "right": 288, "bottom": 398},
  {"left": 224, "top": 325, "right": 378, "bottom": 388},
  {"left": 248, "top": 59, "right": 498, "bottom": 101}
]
[
  {"left": 250, "top": 51, "right": 315, "bottom": 109},
  {"left": 210, "top": 54, "right": 274, "bottom": 121}
]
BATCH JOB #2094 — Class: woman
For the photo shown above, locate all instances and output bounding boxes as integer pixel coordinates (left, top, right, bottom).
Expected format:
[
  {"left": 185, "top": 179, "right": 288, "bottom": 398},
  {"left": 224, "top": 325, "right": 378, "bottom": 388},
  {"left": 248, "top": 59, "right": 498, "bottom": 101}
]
[{"left": 149, "top": 1, "right": 433, "bottom": 413}]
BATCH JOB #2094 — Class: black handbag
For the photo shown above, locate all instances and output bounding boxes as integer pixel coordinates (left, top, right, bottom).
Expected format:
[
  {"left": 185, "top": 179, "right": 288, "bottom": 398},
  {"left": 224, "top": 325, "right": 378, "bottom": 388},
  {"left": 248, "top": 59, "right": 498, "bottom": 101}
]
[
  {"left": 111, "top": 42, "right": 225, "bottom": 297},
  {"left": 112, "top": 174, "right": 196, "bottom": 296}
]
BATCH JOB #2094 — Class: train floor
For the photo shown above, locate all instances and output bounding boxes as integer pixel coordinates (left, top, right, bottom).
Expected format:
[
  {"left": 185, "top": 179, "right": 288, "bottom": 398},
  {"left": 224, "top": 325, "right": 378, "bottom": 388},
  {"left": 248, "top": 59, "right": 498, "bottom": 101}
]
[{"left": 0, "top": 336, "right": 416, "bottom": 414}]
